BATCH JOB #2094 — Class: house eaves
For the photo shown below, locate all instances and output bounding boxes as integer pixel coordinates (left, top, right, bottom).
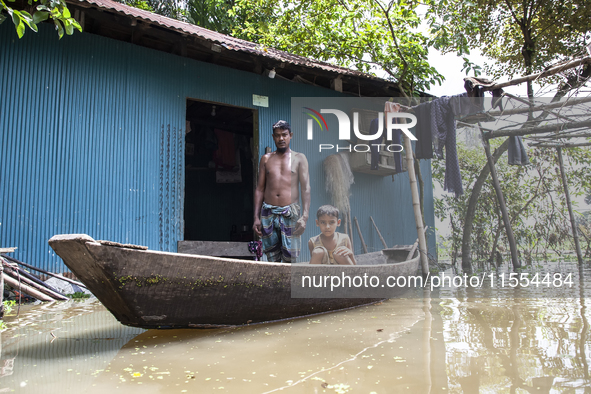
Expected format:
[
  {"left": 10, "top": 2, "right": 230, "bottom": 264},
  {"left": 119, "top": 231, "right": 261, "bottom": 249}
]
[{"left": 65, "top": 0, "right": 405, "bottom": 97}]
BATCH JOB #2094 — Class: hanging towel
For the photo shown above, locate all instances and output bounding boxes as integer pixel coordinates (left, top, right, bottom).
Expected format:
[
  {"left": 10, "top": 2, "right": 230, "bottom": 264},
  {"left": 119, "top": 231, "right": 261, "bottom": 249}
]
[
  {"left": 508, "top": 136, "right": 530, "bottom": 166},
  {"left": 213, "top": 129, "right": 237, "bottom": 169}
]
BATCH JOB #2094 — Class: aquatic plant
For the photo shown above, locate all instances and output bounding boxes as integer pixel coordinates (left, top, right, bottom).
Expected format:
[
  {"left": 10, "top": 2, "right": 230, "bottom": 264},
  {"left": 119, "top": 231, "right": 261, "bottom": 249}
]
[{"left": 67, "top": 292, "right": 91, "bottom": 299}]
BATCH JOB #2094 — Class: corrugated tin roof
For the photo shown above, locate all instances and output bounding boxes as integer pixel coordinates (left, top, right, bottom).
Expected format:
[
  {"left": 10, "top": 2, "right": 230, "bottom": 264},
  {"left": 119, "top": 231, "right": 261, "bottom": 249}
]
[{"left": 77, "top": 0, "right": 388, "bottom": 82}]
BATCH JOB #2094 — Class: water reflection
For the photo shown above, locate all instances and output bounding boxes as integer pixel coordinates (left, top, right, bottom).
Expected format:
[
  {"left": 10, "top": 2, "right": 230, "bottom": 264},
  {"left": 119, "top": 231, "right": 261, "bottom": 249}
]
[
  {"left": 441, "top": 262, "right": 591, "bottom": 393},
  {"left": 0, "top": 299, "right": 145, "bottom": 393},
  {"left": 86, "top": 298, "right": 441, "bottom": 393},
  {"left": 0, "top": 262, "right": 590, "bottom": 393}
]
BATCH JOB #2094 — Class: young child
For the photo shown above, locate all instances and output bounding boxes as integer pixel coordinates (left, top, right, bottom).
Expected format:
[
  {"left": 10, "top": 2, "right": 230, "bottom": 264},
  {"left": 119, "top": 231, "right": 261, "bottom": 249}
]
[{"left": 308, "top": 205, "right": 356, "bottom": 265}]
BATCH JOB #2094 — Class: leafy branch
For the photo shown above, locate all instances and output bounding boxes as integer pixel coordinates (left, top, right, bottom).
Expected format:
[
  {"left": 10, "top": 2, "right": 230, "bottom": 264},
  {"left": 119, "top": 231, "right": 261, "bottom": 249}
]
[{"left": 0, "top": 0, "right": 81, "bottom": 38}]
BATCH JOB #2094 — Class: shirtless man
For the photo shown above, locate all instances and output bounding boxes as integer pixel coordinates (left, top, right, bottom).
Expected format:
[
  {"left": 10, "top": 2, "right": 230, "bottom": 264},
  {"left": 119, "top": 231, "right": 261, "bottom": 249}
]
[{"left": 253, "top": 120, "right": 311, "bottom": 263}]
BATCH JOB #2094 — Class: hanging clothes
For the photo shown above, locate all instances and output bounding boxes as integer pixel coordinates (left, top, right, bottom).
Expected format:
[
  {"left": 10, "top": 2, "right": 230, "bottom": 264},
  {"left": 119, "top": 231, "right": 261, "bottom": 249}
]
[
  {"left": 464, "top": 76, "right": 505, "bottom": 111},
  {"left": 414, "top": 101, "right": 434, "bottom": 160},
  {"left": 508, "top": 136, "right": 530, "bottom": 165},
  {"left": 448, "top": 92, "right": 484, "bottom": 119},
  {"left": 431, "top": 97, "right": 463, "bottom": 197},
  {"left": 213, "top": 129, "right": 237, "bottom": 169}
]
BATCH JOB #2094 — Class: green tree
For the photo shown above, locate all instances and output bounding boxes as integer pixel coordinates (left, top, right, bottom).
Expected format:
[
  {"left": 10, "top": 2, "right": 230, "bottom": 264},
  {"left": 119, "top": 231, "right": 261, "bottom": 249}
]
[
  {"left": 428, "top": 0, "right": 591, "bottom": 98},
  {"left": 434, "top": 139, "right": 591, "bottom": 269},
  {"left": 427, "top": 0, "right": 591, "bottom": 271},
  {"left": 187, "top": 0, "right": 236, "bottom": 34},
  {"left": 230, "top": 0, "right": 444, "bottom": 96},
  {"left": 0, "top": 0, "right": 81, "bottom": 38}
]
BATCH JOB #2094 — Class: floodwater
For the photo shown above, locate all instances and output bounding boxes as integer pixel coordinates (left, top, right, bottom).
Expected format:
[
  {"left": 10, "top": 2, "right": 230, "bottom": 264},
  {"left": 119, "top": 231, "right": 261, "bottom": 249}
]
[{"left": 1, "top": 262, "right": 591, "bottom": 394}]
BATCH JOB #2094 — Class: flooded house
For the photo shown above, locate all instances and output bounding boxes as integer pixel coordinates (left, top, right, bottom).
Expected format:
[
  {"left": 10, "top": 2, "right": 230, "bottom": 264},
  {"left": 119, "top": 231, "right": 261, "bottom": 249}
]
[{"left": 0, "top": 0, "right": 436, "bottom": 273}]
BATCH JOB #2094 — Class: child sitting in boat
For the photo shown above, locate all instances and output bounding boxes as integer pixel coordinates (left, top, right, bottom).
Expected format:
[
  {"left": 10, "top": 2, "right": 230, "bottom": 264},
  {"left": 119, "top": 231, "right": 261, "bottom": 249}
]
[{"left": 308, "top": 205, "right": 356, "bottom": 265}]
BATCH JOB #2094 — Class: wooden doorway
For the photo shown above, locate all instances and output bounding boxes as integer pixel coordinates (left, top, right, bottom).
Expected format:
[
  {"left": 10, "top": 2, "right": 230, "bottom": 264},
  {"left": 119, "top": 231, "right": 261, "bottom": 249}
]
[{"left": 183, "top": 99, "right": 258, "bottom": 243}]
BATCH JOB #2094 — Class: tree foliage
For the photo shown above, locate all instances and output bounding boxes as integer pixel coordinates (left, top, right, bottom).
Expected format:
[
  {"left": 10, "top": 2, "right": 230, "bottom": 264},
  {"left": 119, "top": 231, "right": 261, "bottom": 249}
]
[
  {"left": 187, "top": 0, "right": 236, "bottom": 34},
  {"left": 115, "top": 0, "right": 187, "bottom": 20},
  {"left": 428, "top": 0, "right": 591, "bottom": 84},
  {"left": 434, "top": 137, "right": 591, "bottom": 266},
  {"left": 229, "top": 0, "right": 444, "bottom": 96},
  {"left": 0, "top": 0, "right": 81, "bottom": 38}
]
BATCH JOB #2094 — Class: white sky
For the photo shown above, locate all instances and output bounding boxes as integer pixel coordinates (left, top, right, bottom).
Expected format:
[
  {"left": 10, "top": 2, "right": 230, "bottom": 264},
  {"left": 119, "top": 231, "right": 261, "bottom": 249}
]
[{"left": 425, "top": 48, "right": 529, "bottom": 97}]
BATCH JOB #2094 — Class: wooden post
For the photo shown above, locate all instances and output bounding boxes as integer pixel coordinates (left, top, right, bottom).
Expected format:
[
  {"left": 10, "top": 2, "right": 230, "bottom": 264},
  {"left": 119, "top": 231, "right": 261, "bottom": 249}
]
[
  {"left": 353, "top": 217, "right": 368, "bottom": 254},
  {"left": 480, "top": 131, "right": 521, "bottom": 269},
  {"left": 556, "top": 147, "right": 584, "bottom": 266},
  {"left": 370, "top": 216, "right": 388, "bottom": 248},
  {"left": 0, "top": 258, "right": 3, "bottom": 318},
  {"left": 2, "top": 254, "right": 87, "bottom": 289},
  {"left": 403, "top": 134, "right": 429, "bottom": 276},
  {"left": 2, "top": 273, "right": 55, "bottom": 302},
  {"left": 0, "top": 250, "right": 16, "bottom": 318}
]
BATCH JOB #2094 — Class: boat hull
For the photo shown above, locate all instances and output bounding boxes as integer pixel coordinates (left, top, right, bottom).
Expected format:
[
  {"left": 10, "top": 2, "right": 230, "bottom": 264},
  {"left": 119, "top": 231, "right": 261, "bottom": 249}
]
[{"left": 48, "top": 234, "right": 420, "bottom": 329}]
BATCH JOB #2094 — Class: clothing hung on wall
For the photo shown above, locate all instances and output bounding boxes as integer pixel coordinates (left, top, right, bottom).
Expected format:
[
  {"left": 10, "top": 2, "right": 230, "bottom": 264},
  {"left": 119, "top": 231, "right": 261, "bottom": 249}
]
[{"left": 213, "top": 129, "right": 237, "bottom": 170}]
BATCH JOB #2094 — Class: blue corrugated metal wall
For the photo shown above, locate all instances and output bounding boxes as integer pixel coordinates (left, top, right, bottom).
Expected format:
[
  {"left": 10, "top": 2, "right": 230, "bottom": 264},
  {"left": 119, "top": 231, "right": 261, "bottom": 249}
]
[{"left": 0, "top": 22, "right": 435, "bottom": 272}]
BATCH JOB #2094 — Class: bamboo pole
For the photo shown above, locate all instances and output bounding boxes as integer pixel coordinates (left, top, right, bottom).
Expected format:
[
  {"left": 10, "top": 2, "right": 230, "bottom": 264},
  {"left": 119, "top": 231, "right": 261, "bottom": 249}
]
[
  {"left": 353, "top": 217, "right": 368, "bottom": 254},
  {"left": 370, "top": 216, "right": 388, "bottom": 248},
  {"left": 0, "top": 258, "right": 3, "bottom": 318},
  {"left": 3, "top": 273, "right": 54, "bottom": 302},
  {"left": 1, "top": 254, "right": 87, "bottom": 289},
  {"left": 2, "top": 266, "right": 68, "bottom": 301},
  {"left": 479, "top": 127, "right": 521, "bottom": 269},
  {"left": 484, "top": 56, "right": 591, "bottom": 91},
  {"left": 485, "top": 118, "right": 591, "bottom": 140},
  {"left": 502, "top": 93, "right": 575, "bottom": 122},
  {"left": 403, "top": 134, "right": 429, "bottom": 276},
  {"left": 530, "top": 131, "right": 591, "bottom": 141},
  {"left": 556, "top": 147, "right": 584, "bottom": 266},
  {"left": 487, "top": 96, "right": 591, "bottom": 117},
  {"left": 533, "top": 142, "right": 591, "bottom": 149}
]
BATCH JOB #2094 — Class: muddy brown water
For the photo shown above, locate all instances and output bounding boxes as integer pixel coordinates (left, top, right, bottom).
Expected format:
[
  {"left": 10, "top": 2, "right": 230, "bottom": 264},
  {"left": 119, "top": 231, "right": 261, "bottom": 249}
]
[{"left": 1, "top": 262, "right": 590, "bottom": 393}]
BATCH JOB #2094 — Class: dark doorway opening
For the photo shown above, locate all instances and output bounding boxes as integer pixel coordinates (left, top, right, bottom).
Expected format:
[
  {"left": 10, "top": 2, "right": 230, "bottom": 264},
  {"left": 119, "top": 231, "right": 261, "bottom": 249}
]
[{"left": 184, "top": 99, "right": 257, "bottom": 242}]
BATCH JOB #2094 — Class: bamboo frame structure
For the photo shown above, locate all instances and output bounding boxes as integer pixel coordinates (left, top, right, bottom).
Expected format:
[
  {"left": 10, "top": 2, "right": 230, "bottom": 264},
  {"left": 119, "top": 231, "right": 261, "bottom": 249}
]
[{"left": 454, "top": 54, "right": 591, "bottom": 268}]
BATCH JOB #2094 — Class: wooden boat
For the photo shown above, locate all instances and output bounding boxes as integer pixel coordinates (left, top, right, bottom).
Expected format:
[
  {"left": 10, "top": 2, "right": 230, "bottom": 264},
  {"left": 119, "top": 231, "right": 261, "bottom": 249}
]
[{"left": 48, "top": 234, "right": 421, "bottom": 329}]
